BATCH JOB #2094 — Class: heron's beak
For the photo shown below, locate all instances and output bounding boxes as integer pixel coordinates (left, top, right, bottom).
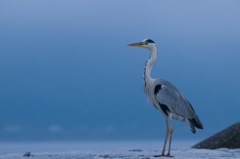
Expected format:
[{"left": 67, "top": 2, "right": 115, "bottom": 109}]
[{"left": 128, "top": 42, "right": 144, "bottom": 47}]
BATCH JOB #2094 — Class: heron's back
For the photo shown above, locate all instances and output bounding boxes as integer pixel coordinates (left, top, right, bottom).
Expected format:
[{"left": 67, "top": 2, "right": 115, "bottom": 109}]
[{"left": 150, "top": 79, "right": 203, "bottom": 133}]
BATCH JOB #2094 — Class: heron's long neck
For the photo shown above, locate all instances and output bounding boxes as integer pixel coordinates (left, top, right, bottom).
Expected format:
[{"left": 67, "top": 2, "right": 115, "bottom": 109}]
[{"left": 144, "top": 47, "right": 157, "bottom": 86}]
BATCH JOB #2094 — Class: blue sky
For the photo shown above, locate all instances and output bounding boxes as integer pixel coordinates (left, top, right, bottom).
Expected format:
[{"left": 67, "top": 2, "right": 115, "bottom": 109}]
[{"left": 0, "top": 0, "right": 240, "bottom": 141}]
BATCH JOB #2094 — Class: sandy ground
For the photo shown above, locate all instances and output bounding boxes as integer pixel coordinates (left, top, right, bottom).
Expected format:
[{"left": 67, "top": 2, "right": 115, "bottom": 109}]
[{"left": 0, "top": 141, "right": 239, "bottom": 159}]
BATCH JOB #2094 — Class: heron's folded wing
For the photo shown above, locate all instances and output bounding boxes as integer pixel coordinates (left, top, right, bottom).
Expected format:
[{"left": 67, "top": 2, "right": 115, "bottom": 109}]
[{"left": 154, "top": 80, "right": 196, "bottom": 119}]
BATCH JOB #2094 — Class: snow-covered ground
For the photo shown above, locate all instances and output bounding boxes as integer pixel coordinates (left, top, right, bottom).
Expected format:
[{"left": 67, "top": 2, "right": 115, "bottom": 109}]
[{"left": 0, "top": 141, "right": 239, "bottom": 159}]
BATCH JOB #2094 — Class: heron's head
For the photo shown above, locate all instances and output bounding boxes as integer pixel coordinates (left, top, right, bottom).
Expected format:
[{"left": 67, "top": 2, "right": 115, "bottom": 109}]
[{"left": 128, "top": 39, "right": 155, "bottom": 50}]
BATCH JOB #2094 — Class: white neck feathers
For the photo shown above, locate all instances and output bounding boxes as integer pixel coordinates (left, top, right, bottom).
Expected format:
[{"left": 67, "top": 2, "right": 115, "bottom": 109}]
[{"left": 144, "top": 45, "right": 157, "bottom": 82}]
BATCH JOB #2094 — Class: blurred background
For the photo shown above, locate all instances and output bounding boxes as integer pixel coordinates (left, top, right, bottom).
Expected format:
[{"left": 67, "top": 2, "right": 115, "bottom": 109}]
[{"left": 0, "top": 0, "right": 239, "bottom": 142}]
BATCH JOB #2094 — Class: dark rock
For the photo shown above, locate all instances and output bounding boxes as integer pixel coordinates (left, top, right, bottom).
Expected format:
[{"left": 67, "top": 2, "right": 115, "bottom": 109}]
[
  {"left": 23, "top": 152, "right": 33, "bottom": 157},
  {"left": 192, "top": 122, "right": 240, "bottom": 149},
  {"left": 99, "top": 154, "right": 111, "bottom": 158},
  {"left": 129, "top": 149, "right": 143, "bottom": 152}
]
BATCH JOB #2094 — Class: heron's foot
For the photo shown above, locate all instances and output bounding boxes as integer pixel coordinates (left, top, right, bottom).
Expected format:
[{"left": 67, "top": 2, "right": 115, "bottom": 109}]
[
  {"left": 166, "top": 154, "right": 174, "bottom": 158},
  {"left": 153, "top": 154, "right": 174, "bottom": 158}
]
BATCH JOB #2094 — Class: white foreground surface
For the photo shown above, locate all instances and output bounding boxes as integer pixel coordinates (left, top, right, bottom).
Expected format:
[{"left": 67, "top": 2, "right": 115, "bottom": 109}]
[{"left": 0, "top": 141, "right": 239, "bottom": 159}]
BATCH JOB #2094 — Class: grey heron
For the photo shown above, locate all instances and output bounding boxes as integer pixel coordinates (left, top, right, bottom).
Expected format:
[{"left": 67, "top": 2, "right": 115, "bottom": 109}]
[{"left": 128, "top": 39, "right": 203, "bottom": 157}]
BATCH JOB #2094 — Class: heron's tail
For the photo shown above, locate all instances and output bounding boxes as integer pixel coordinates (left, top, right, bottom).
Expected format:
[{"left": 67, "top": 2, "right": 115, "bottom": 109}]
[{"left": 188, "top": 118, "right": 203, "bottom": 134}]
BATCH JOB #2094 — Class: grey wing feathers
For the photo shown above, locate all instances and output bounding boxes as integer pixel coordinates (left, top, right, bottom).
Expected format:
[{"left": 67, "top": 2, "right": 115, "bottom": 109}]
[{"left": 154, "top": 79, "right": 203, "bottom": 133}]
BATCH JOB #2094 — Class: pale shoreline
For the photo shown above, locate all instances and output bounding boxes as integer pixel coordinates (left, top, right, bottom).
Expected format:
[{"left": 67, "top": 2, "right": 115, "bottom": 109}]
[
  {"left": 0, "top": 141, "right": 239, "bottom": 159},
  {"left": 0, "top": 140, "right": 196, "bottom": 154}
]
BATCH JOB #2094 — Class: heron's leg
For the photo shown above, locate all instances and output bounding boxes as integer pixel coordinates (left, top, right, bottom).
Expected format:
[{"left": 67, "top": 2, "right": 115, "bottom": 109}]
[
  {"left": 161, "top": 117, "right": 169, "bottom": 156},
  {"left": 154, "top": 117, "right": 170, "bottom": 158},
  {"left": 166, "top": 117, "right": 173, "bottom": 157}
]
